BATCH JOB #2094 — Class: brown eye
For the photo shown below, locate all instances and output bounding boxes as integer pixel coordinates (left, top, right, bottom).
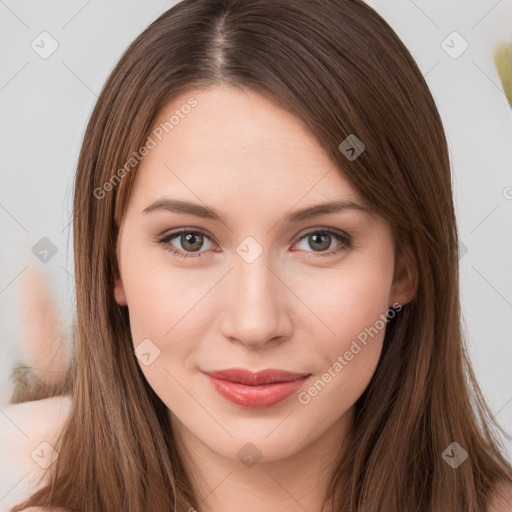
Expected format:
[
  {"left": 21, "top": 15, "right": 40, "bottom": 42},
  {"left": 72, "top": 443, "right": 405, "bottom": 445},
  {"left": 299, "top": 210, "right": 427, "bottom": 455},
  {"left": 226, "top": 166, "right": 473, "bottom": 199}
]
[
  {"left": 295, "top": 229, "right": 351, "bottom": 257},
  {"left": 157, "top": 229, "right": 215, "bottom": 259},
  {"left": 180, "top": 232, "right": 204, "bottom": 252}
]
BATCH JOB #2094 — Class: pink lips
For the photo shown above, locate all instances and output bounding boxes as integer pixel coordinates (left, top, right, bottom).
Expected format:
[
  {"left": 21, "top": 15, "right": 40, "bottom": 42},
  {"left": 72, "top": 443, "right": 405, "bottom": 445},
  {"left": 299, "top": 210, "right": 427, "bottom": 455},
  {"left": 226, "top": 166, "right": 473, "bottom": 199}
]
[{"left": 203, "top": 368, "right": 311, "bottom": 409}]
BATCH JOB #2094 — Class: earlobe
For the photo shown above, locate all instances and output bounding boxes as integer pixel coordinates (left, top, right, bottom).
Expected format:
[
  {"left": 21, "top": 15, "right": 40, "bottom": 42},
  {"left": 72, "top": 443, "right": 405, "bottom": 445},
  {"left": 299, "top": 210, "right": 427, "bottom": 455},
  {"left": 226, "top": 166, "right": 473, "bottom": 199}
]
[
  {"left": 113, "top": 269, "right": 127, "bottom": 306},
  {"left": 389, "top": 247, "right": 418, "bottom": 308}
]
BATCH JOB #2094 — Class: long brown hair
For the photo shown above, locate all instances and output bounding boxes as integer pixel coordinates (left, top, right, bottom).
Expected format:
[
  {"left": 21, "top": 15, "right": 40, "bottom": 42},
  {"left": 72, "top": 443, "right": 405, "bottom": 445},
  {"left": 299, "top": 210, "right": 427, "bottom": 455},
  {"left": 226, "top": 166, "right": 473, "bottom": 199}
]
[{"left": 12, "top": 0, "right": 512, "bottom": 510}]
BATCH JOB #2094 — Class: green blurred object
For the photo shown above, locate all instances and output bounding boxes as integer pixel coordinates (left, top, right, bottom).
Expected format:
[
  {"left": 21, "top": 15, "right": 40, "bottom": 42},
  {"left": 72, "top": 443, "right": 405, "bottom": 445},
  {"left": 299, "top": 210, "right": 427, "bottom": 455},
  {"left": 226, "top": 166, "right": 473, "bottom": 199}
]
[
  {"left": 9, "top": 362, "right": 31, "bottom": 404},
  {"left": 494, "top": 44, "right": 512, "bottom": 108}
]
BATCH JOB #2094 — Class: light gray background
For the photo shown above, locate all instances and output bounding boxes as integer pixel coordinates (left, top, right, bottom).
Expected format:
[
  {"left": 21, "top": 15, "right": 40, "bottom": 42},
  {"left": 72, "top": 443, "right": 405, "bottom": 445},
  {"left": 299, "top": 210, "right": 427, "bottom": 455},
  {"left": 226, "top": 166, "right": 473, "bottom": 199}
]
[{"left": 0, "top": 0, "right": 511, "bottom": 498}]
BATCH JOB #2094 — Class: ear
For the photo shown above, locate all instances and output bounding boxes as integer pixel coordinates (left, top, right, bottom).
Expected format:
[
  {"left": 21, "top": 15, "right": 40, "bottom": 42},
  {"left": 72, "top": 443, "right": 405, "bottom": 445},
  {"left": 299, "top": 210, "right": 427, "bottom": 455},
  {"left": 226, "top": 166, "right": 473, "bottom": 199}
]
[
  {"left": 113, "top": 227, "right": 128, "bottom": 306},
  {"left": 113, "top": 267, "right": 127, "bottom": 306},
  {"left": 389, "top": 244, "right": 417, "bottom": 307}
]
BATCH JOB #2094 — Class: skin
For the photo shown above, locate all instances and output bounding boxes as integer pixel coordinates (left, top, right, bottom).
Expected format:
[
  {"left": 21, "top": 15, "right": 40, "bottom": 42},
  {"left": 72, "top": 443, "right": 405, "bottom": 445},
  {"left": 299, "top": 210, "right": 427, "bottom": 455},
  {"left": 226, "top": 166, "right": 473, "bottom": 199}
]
[{"left": 113, "top": 85, "right": 416, "bottom": 512}]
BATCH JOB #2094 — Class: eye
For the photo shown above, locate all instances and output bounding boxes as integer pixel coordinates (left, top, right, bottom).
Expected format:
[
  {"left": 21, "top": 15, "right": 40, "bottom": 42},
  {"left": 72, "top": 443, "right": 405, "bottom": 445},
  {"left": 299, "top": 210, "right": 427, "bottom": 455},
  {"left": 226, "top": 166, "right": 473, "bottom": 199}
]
[
  {"left": 156, "top": 227, "right": 351, "bottom": 259},
  {"left": 157, "top": 229, "right": 215, "bottom": 259},
  {"left": 293, "top": 228, "right": 351, "bottom": 257}
]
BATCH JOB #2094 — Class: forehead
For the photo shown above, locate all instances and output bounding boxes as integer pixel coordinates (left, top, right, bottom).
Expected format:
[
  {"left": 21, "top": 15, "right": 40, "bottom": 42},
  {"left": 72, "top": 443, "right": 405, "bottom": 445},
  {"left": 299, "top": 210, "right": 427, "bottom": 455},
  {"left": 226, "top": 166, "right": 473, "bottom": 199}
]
[{"left": 132, "top": 85, "right": 363, "bottom": 210}]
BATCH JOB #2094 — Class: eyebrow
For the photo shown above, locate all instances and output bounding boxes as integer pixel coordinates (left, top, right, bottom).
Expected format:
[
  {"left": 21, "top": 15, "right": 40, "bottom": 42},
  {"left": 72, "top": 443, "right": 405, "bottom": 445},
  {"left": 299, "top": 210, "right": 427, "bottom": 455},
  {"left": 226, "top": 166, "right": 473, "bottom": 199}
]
[{"left": 142, "top": 198, "right": 368, "bottom": 224}]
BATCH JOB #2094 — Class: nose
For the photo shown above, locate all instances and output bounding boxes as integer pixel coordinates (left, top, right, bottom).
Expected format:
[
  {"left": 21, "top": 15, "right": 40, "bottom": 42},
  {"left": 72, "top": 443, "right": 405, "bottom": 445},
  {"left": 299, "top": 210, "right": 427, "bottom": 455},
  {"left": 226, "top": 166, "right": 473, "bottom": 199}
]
[{"left": 219, "top": 254, "right": 293, "bottom": 350}]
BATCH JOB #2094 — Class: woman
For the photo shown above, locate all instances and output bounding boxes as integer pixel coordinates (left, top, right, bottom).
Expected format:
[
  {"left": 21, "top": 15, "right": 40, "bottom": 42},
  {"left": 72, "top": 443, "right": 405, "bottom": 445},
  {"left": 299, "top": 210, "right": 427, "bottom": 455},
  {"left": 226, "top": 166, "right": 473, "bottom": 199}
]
[{"left": 10, "top": 0, "right": 512, "bottom": 510}]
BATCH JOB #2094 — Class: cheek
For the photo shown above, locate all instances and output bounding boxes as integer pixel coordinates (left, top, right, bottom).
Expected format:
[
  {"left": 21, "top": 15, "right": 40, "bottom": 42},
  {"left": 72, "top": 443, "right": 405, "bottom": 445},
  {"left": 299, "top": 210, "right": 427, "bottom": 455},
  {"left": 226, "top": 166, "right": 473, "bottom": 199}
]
[
  {"left": 124, "top": 265, "right": 202, "bottom": 347},
  {"left": 294, "top": 255, "right": 393, "bottom": 343},
  {"left": 122, "top": 263, "right": 204, "bottom": 410},
  {"left": 292, "top": 257, "right": 392, "bottom": 406},
  {"left": 119, "top": 233, "right": 203, "bottom": 334},
  {"left": 120, "top": 249, "right": 216, "bottom": 393}
]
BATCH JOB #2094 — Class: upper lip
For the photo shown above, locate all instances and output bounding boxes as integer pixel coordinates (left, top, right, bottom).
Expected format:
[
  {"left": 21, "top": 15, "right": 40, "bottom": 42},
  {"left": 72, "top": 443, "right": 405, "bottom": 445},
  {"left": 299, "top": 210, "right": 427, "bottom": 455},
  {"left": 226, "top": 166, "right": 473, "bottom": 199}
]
[{"left": 203, "top": 368, "right": 311, "bottom": 386}]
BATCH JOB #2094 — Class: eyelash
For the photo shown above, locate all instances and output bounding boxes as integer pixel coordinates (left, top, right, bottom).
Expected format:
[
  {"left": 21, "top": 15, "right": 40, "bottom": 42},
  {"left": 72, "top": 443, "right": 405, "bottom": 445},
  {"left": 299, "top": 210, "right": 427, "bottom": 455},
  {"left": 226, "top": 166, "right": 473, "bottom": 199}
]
[{"left": 156, "top": 228, "right": 351, "bottom": 260}]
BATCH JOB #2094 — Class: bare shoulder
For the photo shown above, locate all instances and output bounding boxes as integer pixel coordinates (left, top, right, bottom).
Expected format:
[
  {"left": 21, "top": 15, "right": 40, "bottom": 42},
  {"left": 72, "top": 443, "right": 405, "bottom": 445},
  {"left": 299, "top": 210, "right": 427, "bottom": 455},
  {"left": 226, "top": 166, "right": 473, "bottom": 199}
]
[
  {"left": 1, "top": 395, "right": 72, "bottom": 448},
  {"left": 0, "top": 396, "right": 72, "bottom": 510},
  {"left": 487, "top": 480, "right": 512, "bottom": 512},
  {"left": 0, "top": 394, "right": 72, "bottom": 469}
]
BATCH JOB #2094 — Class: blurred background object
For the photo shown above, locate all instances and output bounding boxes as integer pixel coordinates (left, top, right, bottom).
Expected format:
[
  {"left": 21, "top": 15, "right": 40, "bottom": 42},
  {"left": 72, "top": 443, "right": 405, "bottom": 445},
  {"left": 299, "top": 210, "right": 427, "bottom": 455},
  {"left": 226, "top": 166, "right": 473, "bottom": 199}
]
[
  {"left": 9, "top": 267, "right": 72, "bottom": 404},
  {"left": 495, "top": 43, "right": 512, "bottom": 107}
]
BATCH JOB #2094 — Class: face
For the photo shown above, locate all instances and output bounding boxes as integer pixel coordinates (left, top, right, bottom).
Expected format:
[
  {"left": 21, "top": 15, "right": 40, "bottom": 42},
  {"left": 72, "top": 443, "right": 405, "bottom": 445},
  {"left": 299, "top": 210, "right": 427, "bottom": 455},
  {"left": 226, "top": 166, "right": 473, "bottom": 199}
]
[{"left": 114, "top": 85, "right": 415, "bottom": 463}]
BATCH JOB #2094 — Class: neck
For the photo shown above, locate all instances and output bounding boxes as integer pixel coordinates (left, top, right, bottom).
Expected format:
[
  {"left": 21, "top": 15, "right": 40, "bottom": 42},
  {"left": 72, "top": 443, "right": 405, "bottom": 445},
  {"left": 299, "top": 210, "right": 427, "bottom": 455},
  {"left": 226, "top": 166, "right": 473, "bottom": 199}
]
[{"left": 170, "top": 407, "right": 354, "bottom": 512}]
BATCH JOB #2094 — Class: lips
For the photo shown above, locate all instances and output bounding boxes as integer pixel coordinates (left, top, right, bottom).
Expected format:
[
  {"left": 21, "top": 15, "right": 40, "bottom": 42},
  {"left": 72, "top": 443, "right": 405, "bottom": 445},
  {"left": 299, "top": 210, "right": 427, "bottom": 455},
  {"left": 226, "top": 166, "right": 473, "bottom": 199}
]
[
  {"left": 202, "top": 368, "right": 311, "bottom": 408},
  {"left": 204, "top": 368, "right": 310, "bottom": 385}
]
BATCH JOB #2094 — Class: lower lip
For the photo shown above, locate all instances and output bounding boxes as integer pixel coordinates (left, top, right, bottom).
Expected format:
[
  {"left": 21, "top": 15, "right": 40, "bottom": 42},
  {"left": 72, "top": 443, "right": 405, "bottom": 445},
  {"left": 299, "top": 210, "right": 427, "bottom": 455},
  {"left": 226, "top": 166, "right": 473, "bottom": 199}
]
[{"left": 205, "top": 374, "right": 309, "bottom": 409}]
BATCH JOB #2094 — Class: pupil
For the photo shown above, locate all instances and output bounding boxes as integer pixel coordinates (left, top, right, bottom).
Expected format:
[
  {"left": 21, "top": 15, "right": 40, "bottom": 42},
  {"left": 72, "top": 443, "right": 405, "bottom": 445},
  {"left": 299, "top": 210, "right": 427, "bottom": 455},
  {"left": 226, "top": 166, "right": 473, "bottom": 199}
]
[
  {"left": 183, "top": 233, "right": 202, "bottom": 252},
  {"left": 310, "top": 234, "right": 330, "bottom": 251}
]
